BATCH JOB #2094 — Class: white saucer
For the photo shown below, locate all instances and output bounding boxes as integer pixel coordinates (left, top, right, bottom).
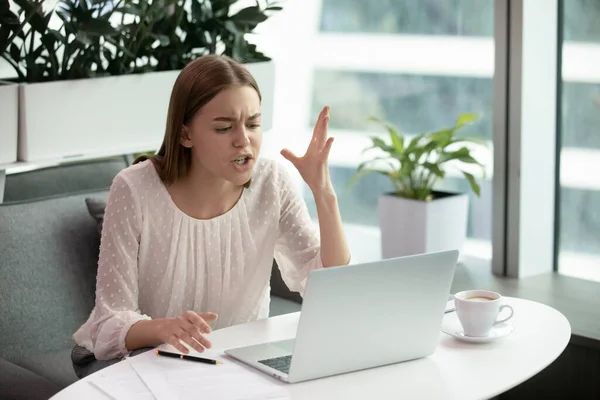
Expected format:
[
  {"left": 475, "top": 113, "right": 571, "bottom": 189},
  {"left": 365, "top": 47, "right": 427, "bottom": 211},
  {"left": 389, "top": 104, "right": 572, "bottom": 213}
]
[{"left": 441, "top": 311, "right": 514, "bottom": 343}]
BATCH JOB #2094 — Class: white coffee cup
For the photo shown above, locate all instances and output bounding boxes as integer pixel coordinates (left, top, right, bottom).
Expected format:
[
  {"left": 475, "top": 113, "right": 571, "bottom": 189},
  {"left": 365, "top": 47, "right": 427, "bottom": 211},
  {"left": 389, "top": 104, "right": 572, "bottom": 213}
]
[{"left": 454, "top": 290, "right": 514, "bottom": 337}]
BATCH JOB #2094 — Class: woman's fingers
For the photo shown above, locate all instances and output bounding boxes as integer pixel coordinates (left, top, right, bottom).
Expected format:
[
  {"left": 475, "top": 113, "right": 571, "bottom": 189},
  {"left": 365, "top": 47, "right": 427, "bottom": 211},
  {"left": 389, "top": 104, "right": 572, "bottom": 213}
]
[
  {"left": 311, "top": 106, "right": 329, "bottom": 144},
  {"left": 175, "top": 329, "right": 206, "bottom": 354},
  {"left": 186, "top": 311, "right": 212, "bottom": 334},
  {"left": 322, "top": 137, "right": 334, "bottom": 161},
  {"left": 182, "top": 313, "right": 213, "bottom": 349},
  {"left": 199, "top": 312, "right": 219, "bottom": 323},
  {"left": 168, "top": 334, "right": 190, "bottom": 354}
]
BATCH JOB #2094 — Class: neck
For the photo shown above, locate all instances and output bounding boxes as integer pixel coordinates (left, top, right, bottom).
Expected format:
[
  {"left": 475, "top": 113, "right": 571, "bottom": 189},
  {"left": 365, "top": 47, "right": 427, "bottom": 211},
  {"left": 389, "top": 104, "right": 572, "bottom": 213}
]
[{"left": 169, "top": 162, "right": 242, "bottom": 220}]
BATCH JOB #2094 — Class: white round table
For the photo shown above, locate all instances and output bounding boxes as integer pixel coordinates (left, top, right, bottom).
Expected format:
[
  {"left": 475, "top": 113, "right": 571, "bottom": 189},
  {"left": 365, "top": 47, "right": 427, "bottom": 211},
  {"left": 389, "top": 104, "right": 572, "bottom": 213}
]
[{"left": 51, "top": 297, "right": 570, "bottom": 400}]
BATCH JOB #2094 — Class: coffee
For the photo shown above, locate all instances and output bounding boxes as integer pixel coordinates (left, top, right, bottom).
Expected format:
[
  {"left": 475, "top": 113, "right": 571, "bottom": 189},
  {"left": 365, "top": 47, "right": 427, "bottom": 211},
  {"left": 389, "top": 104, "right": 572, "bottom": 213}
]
[{"left": 465, "top": 296, "right": 494, "bottom": 302}]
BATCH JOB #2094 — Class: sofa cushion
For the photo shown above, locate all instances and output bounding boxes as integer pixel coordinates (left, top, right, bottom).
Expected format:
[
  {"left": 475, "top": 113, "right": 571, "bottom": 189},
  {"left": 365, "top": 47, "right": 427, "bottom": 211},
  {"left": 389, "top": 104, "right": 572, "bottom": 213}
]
[
  {"left": 0, "top": 190, "right": 108, "bottom": 362},
  {"left": 85, "top": 197, "right": 106, "bottom": 235},
  {"left": 0, "top": 357, "right": 61, "bottom": 400},
  {"left": 16, "top": 349, "right": 78, "bottom": 389}
]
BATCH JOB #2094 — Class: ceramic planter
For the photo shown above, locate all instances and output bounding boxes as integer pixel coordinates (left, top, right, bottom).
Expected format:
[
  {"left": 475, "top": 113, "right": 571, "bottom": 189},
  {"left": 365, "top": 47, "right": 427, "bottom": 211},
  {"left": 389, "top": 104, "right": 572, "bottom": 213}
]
[
  {"left": 0, "top": 82, "right": 18, "bottom": 165},
  {"left": 17, "top": 61, "right": 275, "bottom": 162},
  {"left": 378, "top": 191, "right": 469, "bottom": 258}
]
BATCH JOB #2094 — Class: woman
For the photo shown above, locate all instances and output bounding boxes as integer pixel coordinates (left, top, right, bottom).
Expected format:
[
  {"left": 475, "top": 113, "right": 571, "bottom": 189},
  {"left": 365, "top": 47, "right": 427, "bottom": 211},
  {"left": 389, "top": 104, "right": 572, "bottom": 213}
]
[{"left": 71, "top": 54, "right": 350, "bottom": 377}]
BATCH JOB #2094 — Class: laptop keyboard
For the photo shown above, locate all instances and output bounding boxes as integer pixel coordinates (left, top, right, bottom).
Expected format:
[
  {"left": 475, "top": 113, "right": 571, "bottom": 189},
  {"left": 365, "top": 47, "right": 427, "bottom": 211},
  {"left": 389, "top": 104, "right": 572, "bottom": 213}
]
[{"left": 258, "top": 355, "right": 292, "bottom": 374}]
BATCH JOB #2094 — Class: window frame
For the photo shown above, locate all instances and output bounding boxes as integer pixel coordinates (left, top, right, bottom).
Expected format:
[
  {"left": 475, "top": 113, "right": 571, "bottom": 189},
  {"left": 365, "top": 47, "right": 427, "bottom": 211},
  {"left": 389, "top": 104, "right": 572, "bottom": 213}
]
[{"left": 492, "top": 0, "right": 560, "bottom": 278}]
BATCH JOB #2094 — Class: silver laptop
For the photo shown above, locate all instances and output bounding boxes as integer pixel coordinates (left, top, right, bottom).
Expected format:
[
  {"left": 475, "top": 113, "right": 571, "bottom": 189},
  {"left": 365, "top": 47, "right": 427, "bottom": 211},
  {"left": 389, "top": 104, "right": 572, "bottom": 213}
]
[{"left": 225, "top": 250, "right": 458, "bottom": 383}]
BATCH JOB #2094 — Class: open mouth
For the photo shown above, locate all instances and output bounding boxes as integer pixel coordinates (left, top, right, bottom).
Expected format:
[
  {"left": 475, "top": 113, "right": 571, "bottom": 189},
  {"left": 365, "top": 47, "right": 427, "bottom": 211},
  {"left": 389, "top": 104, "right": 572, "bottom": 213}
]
[{"left": 233, "top": 155, "right": 251, "bottom": 165}]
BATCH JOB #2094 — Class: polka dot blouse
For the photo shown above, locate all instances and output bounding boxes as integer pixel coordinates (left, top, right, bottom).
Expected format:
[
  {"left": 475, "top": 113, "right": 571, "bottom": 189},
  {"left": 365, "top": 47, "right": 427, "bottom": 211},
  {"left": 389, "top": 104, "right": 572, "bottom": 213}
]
[{"left": 72, "top": 158, "right": 322, "bottom": 360}]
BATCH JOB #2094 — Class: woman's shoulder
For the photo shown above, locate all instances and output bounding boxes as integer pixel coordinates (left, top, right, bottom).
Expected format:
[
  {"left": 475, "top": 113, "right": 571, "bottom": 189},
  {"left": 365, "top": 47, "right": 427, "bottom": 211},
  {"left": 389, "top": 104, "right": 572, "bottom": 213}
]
[
  {"left": 111, "top": 159, "right": 156, "bottom": 193},
  {"left": 248, "top": 157, "right": 302, "bottom": 204},
  {"left": 252, "top": 157, "right": 296, "bottom": 188}
]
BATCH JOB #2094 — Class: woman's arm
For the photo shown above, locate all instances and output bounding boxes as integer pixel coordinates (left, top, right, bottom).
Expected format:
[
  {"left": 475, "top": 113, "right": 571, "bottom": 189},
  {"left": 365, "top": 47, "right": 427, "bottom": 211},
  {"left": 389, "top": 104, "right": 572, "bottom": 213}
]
[
  {"left": 78, "top": 173, "right": 151, "bottom": 360},
  {"left": 280, "top": 105, "right": 351, "bottom": 269},
  {"left": 311, "top": 187, "right": 350, "bottom": 268}
]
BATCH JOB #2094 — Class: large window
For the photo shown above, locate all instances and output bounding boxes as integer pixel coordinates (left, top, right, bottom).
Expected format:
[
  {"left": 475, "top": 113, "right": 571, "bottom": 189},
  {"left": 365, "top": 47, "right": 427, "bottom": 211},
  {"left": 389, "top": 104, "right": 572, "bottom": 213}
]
[
  {"left": 255, "top": 0, "right": 495, "bottom": 262},
  {"left": 256, "top": 0, "right": 600, "bottom": 280},
  {"left": 558, "top": 1, "right": 600, "bottom": 282}
]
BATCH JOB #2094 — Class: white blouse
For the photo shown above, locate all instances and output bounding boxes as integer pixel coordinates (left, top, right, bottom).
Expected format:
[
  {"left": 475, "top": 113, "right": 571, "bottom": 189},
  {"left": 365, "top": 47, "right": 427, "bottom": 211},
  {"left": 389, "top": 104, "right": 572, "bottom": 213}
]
[{"left": 73, "top": 158, "right": 323, "bottom": 360}]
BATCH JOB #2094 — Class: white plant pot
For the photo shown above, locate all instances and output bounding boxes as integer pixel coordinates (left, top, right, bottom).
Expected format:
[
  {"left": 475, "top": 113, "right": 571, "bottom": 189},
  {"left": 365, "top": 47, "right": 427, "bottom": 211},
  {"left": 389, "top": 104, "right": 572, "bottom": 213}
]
[
  {"left": 0, "top": 82, "right": 18, "bottom": 165},
  {"left": 17, "top": 61, "right": 275, "bottom": 162},
  {"left": 378, "top": 192, "right": 469, "bottom": 258}
]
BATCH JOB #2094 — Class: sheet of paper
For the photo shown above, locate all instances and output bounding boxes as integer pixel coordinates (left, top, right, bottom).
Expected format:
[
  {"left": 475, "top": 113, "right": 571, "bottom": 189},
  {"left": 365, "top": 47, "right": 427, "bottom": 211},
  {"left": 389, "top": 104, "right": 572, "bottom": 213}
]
[
  {"left": 128, "top": 349, "right": 290, "bottom": 400},
  {"left": 90, "top": 347, "right": 290, "bottom": 400},
  {"left": 89, "top": 360, "right": 155, "bottom": 400}
]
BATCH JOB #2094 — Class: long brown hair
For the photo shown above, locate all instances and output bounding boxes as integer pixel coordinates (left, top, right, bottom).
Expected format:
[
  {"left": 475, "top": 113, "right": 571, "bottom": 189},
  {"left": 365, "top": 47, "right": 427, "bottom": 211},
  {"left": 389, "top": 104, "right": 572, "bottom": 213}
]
[{"left": 134, "top": 55, "right": 262, "bottom": 185}]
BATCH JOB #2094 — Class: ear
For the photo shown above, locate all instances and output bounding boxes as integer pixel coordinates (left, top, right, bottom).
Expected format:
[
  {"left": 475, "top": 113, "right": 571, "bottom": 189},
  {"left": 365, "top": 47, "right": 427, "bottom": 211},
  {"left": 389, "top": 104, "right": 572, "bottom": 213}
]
[{"left": 180, "top": 125, "right": 193, "bottom": 148}]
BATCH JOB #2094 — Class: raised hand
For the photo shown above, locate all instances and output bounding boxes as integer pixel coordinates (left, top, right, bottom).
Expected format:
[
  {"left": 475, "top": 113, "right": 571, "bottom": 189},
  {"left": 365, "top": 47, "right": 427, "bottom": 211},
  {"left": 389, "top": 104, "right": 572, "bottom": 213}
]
[{"left": 281, "top": 106, "right": 334, "bottom": 194}]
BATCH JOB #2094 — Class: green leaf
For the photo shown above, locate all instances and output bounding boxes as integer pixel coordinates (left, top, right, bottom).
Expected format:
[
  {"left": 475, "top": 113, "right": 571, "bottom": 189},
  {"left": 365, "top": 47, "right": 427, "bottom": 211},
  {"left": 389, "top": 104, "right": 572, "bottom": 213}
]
[
  {"left": 79, "top": 0, "right": 89, "bottom": 12},
  {"left": 379, "top": 123, "right": 404, "bottom": 155},
  {"left": 47, "top": 29, "right": 67, "bottom": 44},
  {"left": 55, "top": 8, "right": 70, "bottom": 24},
  {"left": 423, "top": 162, "right": 445, "bottom": 178},
  {"left": 9, "top": 42, "right": 20, "bottom": 61},
  {"left": 456, "top": 113, "right": 479, "bottom": 128},
  {"left": 422, "top": 139, "right": 439, "bottom": 153},
  {"left": 40, "top": 32, "right": 56, "bottom": 50},
  {"left": 79, "top": 18, "right": 117, "bottom": 36},
  {"left": 398, "top": 155, "right": 415, "bottom": 179},
  {"left": 438, "top": 147, "right": 477, "bottom": 164},
  {"left": 0, "top": 9, "right": 19, "bottom": 26},
  {"left": 428, "top": 128, "right": 454, "bottom": 148},
  {"left": 405, "top": 133, "right": 424, "bottom": 154},
  {"left": 457, "top": 154, "right": 479, "bottom": 164},
  {"left": 0, "top": 26, "right": 9, "bottom": 54},
  {"left": 462, "top": 171, "right": 481, "bottom": 197},
  {"left": 230, "top": 7, "right": 268, "bottom": 29},
  {"left": 367, "top": 136, "right": 394, "bottom": 154},
  {"left": 0, "top": 0, "right": 9, "bottom": 14}
]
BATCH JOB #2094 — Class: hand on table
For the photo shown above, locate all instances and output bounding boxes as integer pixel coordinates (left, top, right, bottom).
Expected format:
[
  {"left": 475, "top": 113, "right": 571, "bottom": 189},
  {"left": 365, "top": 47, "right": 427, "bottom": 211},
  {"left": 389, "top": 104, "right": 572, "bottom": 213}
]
[
  {"left": 157, "top": 311, "right": 218, "bottom": 354},
  {"left": 281, "top": 106, "right": 335, "bottom": 194}
]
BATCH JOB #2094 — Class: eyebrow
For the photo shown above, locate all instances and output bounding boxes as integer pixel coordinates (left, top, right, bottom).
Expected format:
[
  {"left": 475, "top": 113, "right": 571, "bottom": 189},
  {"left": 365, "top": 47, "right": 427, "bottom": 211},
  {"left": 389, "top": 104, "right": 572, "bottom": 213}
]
[{"left": 213, "top": 113, "right": 261, "bottom": 122}]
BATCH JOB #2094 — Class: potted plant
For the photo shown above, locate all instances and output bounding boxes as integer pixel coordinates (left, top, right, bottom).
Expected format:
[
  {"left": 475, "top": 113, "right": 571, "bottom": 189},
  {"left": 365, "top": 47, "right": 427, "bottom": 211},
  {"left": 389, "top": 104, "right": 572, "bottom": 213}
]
[
  {"left": 2, "top": 0, "right": 280, "bottom": 162},
  {"left": 350, "top": 113, "right": 488, "bottom": 258}
]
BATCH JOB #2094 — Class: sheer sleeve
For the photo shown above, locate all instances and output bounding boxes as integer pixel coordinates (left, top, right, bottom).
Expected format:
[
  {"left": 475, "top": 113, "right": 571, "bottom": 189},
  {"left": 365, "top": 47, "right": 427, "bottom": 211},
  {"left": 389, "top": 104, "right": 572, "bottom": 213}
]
[
  {"left": 73, "top": 173, "right": 150, "bottom": 360},
  {"left": 274, "top": 165, "right": 323, "bottom": 295}
]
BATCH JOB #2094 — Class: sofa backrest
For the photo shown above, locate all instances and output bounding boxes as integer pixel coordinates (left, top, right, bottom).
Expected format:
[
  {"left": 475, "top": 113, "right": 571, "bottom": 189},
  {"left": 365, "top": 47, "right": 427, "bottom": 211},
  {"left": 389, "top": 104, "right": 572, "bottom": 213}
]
[
  {"left": 4, "top": 156, "right": 127, "bottom": 203},
  {"left": 0, "top": 191, "right": 108, "bottom": 362}
]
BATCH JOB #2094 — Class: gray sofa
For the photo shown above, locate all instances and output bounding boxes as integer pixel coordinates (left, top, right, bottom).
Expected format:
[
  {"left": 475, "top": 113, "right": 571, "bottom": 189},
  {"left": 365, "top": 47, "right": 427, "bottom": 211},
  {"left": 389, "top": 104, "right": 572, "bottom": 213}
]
[{"left": 0, "top": 157, "right": 301, "bottom": 399}]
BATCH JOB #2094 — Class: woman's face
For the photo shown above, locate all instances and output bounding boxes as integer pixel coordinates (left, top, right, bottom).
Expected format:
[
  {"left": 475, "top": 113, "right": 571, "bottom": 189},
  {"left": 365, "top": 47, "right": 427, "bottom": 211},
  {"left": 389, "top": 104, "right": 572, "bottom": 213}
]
[{"left": 182, "top": 85, "right": 262, "bottom": 186}]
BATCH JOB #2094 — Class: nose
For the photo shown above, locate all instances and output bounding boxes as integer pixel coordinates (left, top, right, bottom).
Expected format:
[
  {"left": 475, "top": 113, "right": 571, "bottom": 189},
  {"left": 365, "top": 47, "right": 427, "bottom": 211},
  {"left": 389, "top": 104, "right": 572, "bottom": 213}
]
[{"left": 233, "top": 126, "right": 250, "bottom": 148}]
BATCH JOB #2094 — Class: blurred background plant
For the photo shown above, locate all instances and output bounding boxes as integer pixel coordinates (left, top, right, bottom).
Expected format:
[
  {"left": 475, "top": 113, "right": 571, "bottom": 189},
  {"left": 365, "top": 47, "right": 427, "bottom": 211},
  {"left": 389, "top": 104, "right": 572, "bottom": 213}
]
[
  {"left": 350, "top": 113, "right": 488, "bottom": 201},
  {"left": 0, "top": 0, "right": 282, "bottom": 82}
]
